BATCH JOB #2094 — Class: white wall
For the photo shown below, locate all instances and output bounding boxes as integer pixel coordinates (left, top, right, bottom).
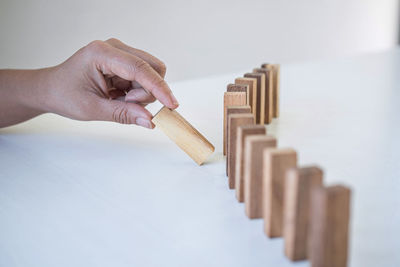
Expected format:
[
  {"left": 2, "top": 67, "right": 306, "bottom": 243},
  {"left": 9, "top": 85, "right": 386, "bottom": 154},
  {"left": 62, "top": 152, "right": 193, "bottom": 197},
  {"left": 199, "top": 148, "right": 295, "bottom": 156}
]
[{"left": 0, "top": 0, "right": 398, "bottom": 82}]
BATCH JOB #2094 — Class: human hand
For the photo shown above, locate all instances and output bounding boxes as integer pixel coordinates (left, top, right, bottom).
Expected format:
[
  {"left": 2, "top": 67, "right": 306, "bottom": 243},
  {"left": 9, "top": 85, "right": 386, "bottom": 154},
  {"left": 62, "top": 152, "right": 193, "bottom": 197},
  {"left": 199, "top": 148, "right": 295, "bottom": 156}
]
[{"left": 37, "top": 38, "right": 178, "bottom": 129}]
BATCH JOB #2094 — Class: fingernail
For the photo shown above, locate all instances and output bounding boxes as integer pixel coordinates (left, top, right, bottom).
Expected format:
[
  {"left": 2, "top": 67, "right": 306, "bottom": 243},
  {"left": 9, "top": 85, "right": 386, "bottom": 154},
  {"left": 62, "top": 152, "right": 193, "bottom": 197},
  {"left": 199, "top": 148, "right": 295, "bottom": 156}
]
[
  {"left": 170, "top": 94, "right": 179, "bottom": 107},
  {"left": 136, "top": 117, "right": 152, "bottom": 129}
]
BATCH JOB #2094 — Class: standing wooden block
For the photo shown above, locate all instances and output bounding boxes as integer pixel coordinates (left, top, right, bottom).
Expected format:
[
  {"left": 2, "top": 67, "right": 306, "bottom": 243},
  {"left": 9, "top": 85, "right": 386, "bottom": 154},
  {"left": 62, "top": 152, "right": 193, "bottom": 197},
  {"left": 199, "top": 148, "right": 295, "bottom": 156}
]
[
  {"left": 152, "top": 106, "right": 215, "bottom": 165},
  {"left": 223, "top": 92, "right": 246, "bottom": 155},
  {"left": 284, "top": 166, "right": 323, "bottom": 261},
  {"left": 254, "top": 68, "right": 273, "bottom": 124},
  {"left": 244, "top": 73, "right": 265, "bottom": 124},
  {"left": 227, "top": 84, "right": 249, "bottom": 106},
  {"left": 243, "top": 135, "right": 277, "bottom": 218},
  {"left": 227, "top": 114, "right": 255, "bottom": 188},
  {"left": 263, "top": 148, "right": 297, "bottom": 237},
  {"left": 234, "top": 125, "right": 266, "bottom": 202},
  {"left": 235, "top": 77, "right": 257, "bottom": 119},
  {"left": 262, "top": 63, "right": 280, "bottom": 118},
  {"left": 309, "top": 185, "right": 351, "bottom": 267},
  {"left": 225, "top": 106, "right": 251, "bottom": 166}
]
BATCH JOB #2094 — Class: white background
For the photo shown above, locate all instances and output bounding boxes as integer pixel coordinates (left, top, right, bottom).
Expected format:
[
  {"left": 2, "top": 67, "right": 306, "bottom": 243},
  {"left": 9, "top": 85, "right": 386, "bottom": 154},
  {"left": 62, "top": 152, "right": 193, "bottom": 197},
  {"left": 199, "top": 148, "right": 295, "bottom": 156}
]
[{"left": 0, "top": 0, "right": 399, "bottom": 81}]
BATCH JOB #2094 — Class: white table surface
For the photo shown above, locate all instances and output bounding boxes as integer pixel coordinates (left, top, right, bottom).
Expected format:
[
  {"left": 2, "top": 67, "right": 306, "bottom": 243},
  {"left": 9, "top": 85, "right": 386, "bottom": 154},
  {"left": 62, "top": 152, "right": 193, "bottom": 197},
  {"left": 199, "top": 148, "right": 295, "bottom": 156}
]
[{"left": 1, "top": 48, "right": 400, "bottom": 267}]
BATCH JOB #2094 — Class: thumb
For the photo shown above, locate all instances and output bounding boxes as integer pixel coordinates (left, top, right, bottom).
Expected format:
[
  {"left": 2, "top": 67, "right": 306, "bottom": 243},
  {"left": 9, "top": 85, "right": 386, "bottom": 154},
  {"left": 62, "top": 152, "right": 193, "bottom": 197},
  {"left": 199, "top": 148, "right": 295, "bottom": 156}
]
[{"left": 94, "top": 98, "right": 154, "bottom": 129}]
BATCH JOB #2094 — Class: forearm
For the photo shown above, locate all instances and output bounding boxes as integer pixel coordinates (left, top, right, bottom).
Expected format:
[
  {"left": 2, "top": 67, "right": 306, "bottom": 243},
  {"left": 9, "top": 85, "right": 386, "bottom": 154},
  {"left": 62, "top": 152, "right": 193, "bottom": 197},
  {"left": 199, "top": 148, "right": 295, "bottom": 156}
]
[{"left": 0, "top": 68, "right": 52, "bottom": 128}]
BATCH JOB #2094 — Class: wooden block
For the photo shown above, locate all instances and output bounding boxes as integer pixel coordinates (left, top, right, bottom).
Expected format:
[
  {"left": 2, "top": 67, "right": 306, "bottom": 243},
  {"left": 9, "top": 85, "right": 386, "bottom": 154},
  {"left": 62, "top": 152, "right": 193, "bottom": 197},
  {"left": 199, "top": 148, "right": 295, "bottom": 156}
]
[
  {"left": 227, "top": 114, "right": 255, "bottom": 188},
  {"left": 235, "top": 77, "right": 257, "bottom": 119},
  {"left": 152, "top": 106, "right": 215, "bottom": 165},
  {"left": 262, "top": 63, "right": 280, "bottom": 118},
  {"left": 234, "top": 125, "right": 266, "bottom": 202},
  {"left": 244, "top": 73, "right": 265, "bottom": 124},
  {"left": 223, "top": 92, "right": 246, "bottom": 155},
  {"left": 243, "top": 135, "right": 277, "bottom": 218},
  {"left": 253, "top": 68, "right": 273, "bottom": 124},
  {"left": 225, "top": 106, "right": 251, "bottom": 168},
  {"left": 263, "top": 148, "right": 297, "bottom": 237},
  {"left": 309, "top": 185, "right": 351, "bottom": 267},
  {"left": 284, "top": 166, "right": 323, "bottom": 261},
  {"left": 227, "top": 83, "right": 249, "bottom": 106}
]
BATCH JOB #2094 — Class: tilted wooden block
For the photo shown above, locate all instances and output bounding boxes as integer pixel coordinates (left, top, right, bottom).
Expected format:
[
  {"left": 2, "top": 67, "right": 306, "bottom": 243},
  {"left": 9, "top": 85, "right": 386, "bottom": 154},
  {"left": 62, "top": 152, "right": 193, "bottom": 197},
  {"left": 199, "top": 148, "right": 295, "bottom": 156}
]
[
  {"left": 224, "top": 106, "right": 251, "bottom": 164},
  {"left": 309, "top": 185, "right": 351, "bottom": 267},
  {"left": 235, "top": 77, "right": 257, "bottom": 119},
  {"left": 262, "top": 63, "right": 280, "bottom": 118},
  {"left": 227, "top": 114, "right": 255, "bottom": 187},
  {"left": 244, "top": 73, "right": 265, "bottom": 124},
  {"left": 152, "top": 106, "right": 215, "bottom": 165},
  {"left": 254, "top": 68, "right": 273, "bottom": 124},
  {"left": 263, "top": 148, "right": 297, "bottom": 237},
  {"left": 235, "top": 125, "right": 266, "bottom": 202},
  {"left": 223, "top": 92, "right": 246, "bottom": 155},
  {"left": 227, "top": 83, "right": 249, "bottom": 106},
  {"left": 284, "top": 166, "right": 323, "bottom": 261},
  {"left": 243, "top": 135, "right": 277, "bottom": 218}
]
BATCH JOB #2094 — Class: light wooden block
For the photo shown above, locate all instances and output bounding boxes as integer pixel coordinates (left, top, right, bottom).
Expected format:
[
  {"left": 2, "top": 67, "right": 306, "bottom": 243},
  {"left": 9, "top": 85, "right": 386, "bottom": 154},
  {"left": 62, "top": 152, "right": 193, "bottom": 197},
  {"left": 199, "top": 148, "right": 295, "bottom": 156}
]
[
  {"left": 263, "top": 148, "right": 297, "bottom": 237},
  {"left": 284, "top": 166, "right": 323, "bottom": 261},
  {"left": 262, "top": 63, "right": 280, "bottom": 118},
  {"left": 253, "top": 68, "right": 273, "bottom": 124},
  {"left": 224, "top": 106, "right": 251, "bottom": 168},
  {"left": 309, "top": 185, "right": 351, "bottom": 267},
  {"left": 152, "top": 106, "right": 215, "bottom": 165},
  {"left": 227, "top": 114, "right": 255, "bottom": 188},
  {"left": 243, "top": 135, "right": 277, "bottom": 218},
  {"left": 235, "top": 77, "right": 257, "bottom": 119},
  {"left": 234, "top": 125, "right": 266, "bottom": 202},
  {"left": 227, "top": 83, "right": 249, "bottom": 106},
  {"left": 223, "top": 92, "right": 246, "bottom": 155},
  {"left": 244, "top": 73, "right": 265, "bottom": 125}
]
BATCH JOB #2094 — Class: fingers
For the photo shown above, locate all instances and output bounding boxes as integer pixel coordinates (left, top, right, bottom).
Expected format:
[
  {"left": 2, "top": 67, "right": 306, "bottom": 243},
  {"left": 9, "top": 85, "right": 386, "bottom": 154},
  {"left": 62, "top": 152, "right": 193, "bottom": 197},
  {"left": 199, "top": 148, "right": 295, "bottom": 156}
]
[
  {"left": 88, "top": 41, "right": 178, "bottom": 109},
  {"left": 95, "top": 98, "right": 154, "bottom": 129},
  {"left": 105, "top": 38, "right": 167, "bottom": 78},
  {"left": 125, "top": 88, "right": 156, "bottom": 103}
]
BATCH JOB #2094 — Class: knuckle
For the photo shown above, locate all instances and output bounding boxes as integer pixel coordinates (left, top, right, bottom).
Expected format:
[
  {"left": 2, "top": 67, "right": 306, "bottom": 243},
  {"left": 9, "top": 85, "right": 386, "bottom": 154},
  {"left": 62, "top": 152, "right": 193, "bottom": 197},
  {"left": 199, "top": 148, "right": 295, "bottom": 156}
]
[
  {"left": 133, "top": 59, "right": 150, "bottom": 74},
  {"left": 112, "top": 104, "right": 131, "bottom": 124},
  {"left": 105, "top": 37, "right": 120, "bottom": 45},
  {"left": 157, "top": 61, "right": 167, "bottom": 77}
]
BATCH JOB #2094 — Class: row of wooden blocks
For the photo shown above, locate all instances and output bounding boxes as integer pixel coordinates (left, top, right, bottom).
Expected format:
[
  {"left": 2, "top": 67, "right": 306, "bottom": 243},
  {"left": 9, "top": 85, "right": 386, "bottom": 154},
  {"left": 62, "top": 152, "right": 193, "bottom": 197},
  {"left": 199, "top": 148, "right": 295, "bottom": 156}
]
[{"left": 223, "top": 64, "right": 352, "bottom": 267}]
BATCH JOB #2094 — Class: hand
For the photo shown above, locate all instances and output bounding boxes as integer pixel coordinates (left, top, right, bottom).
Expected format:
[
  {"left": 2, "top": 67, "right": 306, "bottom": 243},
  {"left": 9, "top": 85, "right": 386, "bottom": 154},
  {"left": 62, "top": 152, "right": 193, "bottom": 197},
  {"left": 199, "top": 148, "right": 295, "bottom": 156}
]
[{"left": 0, "top": 38, "right": 179, "bottom": 129}]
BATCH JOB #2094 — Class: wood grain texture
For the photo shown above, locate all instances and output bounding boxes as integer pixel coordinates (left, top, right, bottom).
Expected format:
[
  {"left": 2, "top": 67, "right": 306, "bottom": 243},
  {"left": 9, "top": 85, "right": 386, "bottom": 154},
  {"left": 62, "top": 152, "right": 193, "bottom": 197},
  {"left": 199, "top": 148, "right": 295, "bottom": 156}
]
[
  {"left": 235, "top": 77, "right": 257, "bottom": 119},
  {"left": 227, "top": 83, "right": 249, "bottom": 106},
  {"left": 262, "top": 63, "right": 280, "bottom": 118},
  {"left": 152, "top": 106, "right": 215, "bottom": 165},
  {"left": 234, "top": 125, "right": 266, "bottom": 202},
  {"left": 244, "top": 73, "right": 265, "bottom": 124},
  {"left": 284, "top": 166, "right": 323, "bottom": 261},
  {"left": 253, "top": 68, "right": 273, "bottom": 124},
  {"left": 227, "top": 114, "right": 255, "bottom": 187},
  {"left": 263, "top": 148, "right": 297, "bottom": 237},
  {"left": 224, "top": 106, "right": 251, "bottom": 168},
  {"left": 223, "top": 92, "right": 247, "bottom": 155},
  {"left": 309, "top": 185, "right": 351, "bottom": 267},
  {"left": 243, "top": 135, "right": 277, "bottom": 219}
]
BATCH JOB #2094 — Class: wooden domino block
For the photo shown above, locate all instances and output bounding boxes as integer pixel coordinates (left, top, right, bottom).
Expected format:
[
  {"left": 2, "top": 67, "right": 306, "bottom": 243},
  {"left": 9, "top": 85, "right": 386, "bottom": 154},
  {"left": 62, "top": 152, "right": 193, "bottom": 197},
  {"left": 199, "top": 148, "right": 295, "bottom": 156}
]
[
  {"left": 224, "top": 106, "right": 251, "bottom": 165},
  {"left": 223, "top": 92, "right": 246, "bottom": 155},
  {"left": 235, "top": 77, "right": 257, "bottom": 119},
  {"left": 243, "top": 135, "right": 277, "bottom": 218},
  {"left": 244, "top": 73, "right": 265, "bottom": 124},
  {"left": 227, "top": 114, "right": 255, "bottom": 188},
  {"left": 262, "top": 63, "right": 280, "bottom": 118},
  {"left": 309, "top": 185, "right": 351, "bottom": 267},
  {"left": 227, "top": 84, "right": 249, "bottom": 106},
  {"left": 253, "top": 68, "right": 273, "bottom": 124},
  {"left": 284, "top": 166, "right": 323, "bottom": 261},
  {"left": 263, "top": 148, "right": 297, "bottom": 237},
  {"left": 152, "top": 106, "right": 215, "bottom": 165},
  {"left": 234, "top": 125, "right": 266, "bottom": 202}
]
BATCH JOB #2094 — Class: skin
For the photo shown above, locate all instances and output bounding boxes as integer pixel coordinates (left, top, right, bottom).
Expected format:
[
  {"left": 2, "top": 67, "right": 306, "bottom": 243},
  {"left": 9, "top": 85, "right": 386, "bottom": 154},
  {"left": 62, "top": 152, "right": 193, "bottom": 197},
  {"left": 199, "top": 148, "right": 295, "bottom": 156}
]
[{"left": 0, "top": 38, "right": 179, "bottom": 129}]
